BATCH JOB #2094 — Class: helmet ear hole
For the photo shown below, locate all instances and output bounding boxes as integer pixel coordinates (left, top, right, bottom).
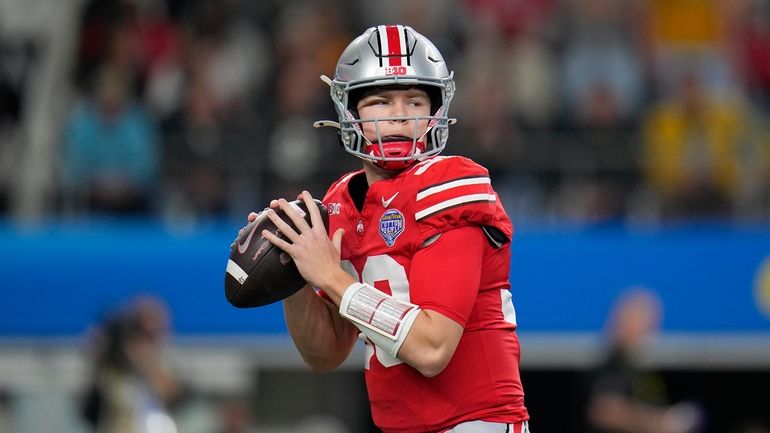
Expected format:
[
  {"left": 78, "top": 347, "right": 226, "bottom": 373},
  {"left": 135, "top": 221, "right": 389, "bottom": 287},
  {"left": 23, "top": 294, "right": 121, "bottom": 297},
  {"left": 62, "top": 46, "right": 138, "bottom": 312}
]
[
  {"left": 424, "top": 86, "right": 443, "bottom": 115},
  {"left": 347, "top": 88, "right": 365, "bottom": 117}
]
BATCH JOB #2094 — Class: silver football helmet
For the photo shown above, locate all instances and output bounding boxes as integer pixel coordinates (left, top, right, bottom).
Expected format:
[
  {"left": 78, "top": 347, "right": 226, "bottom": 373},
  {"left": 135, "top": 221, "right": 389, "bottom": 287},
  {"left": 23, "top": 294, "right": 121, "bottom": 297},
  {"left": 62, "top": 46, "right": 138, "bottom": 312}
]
[{"left": 314, "top": 25, "right": 456, "bottom": 170}]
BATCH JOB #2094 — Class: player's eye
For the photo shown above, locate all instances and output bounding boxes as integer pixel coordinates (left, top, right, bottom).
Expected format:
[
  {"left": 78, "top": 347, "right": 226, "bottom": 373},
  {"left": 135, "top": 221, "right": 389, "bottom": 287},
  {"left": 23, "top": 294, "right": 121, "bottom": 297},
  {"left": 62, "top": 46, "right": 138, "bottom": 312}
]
[
  {"left": 407, "top": 99, "right": 425, "bottom": 107},
  {"left": 362, "top": 97, "right": 389, "bottom": 106}
]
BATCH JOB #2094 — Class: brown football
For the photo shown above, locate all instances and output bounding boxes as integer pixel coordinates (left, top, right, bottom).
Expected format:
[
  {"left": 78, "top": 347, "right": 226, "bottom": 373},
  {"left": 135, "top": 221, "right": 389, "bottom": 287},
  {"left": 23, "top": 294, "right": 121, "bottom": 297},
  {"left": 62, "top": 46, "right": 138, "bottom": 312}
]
[{"left": 225, "top": 199, "right": 329, "bottom": 308}]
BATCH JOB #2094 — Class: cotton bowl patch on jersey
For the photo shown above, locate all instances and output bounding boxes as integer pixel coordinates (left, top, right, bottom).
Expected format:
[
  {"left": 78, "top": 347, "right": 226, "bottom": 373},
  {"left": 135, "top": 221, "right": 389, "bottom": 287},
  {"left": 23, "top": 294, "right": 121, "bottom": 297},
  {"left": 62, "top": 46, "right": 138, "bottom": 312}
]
[{"left": 379, "top": 209, "right": 405, "bottom": 247}]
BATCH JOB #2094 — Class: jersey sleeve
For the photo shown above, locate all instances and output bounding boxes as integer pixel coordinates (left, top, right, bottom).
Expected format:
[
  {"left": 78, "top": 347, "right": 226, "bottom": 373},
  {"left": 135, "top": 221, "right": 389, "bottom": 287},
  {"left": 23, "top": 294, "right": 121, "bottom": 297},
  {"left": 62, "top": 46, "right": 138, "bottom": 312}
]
[
  {"left": 412, "top": 156, "right": 513, "bottom": 244},
  {"left": 408, "top": 225, "right": 485, "bottom": 326}
]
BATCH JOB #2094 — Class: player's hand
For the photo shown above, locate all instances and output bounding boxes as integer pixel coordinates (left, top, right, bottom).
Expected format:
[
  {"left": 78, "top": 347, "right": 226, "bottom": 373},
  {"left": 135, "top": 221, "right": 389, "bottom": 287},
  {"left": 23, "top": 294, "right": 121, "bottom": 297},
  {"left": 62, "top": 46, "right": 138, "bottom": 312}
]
[
  {"left": 247, "top": 197, "right": 283, "bottom": 222},
  {"left": 233, "top": 208, "right": 266, "bottom": 249},
  {"left": 239, "top": 196, "right": 305, "bottom": 247},
  {"left": 262, "top": 191, "right": 351, "bottom": 294}
]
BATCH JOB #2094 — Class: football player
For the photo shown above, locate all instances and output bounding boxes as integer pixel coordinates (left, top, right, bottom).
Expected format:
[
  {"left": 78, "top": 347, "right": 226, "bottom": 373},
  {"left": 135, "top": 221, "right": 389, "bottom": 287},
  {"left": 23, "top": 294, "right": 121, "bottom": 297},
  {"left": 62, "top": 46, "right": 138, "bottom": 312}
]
[{"left": 257, "top": 25, "right": 530, "bottom": 433}]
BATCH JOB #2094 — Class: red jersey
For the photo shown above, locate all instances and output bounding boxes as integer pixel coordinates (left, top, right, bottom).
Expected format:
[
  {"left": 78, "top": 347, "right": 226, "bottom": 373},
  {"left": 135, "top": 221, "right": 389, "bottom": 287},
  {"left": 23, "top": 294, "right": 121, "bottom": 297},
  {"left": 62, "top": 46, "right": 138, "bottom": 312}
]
[{"left": 322, "top": 156, "right": 529, "bottom": 433}]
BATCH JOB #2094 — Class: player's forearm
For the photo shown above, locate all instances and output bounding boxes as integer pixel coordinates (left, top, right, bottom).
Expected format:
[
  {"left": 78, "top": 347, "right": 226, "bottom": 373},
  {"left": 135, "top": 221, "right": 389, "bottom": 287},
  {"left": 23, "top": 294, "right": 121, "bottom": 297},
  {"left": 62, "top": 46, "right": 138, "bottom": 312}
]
[
  {"left": 283, "top": 285, "right": 358, "bottom": 371},
  {"left": 395, "top": 310, "right": 463, "bottom": 377},
  {"left": 337, "top": 280, "right": 464, "bottom": 377}
]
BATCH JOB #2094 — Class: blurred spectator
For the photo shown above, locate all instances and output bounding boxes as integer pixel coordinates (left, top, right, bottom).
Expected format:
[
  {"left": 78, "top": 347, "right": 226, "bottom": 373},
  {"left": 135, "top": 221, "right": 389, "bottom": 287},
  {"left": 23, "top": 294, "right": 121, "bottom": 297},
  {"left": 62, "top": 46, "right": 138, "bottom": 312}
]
[
  {"left": 158, "top": 0, "right": 269, "bottom": 220},
  {"left": 642, "top": 69, "right": 750, "bottom": 218},
  {"left": 562, "top": 0, "right": 645, "bottom": 126},
  {"left": 10, "top": 0, "right": 763, "bottom": 222},
  {"left": 730, "top": 0, "right": 770, "bottom": 112},
  {"left": 81, "top": 295, "right": 183, "bottom": 433},
  {"left": 505, "top": 31, "right": 559, "bottom": 129},
  {"left": 75, "top": 0, "right": 128, "bottom": 91},
  {"left": 451, "top": 35, "right": 525, "bottom": 174},
  {"left": 733, "top": 113, "right": 770, "bottom": 220},
  {"left": 262, "top": 2, "right": 352, "bottom": 200},
  {"left": 62, "top": 65, "right": 159, "bottom": 214},
  {"left": 585, "top": 288, "right": 704, "bottom": 433},
  {"left": 215, "top": 397, "right": 257, "bottom": 433},
  {"left": 160, "top": 37, "right": 236, "bottom": 218},
  {"left": 644, "top": 0, "right": 737, "bottom": 101},
  {"left": 75, "top": 0, "right": 182, "bottom": 95},
  {"left": 180, "top": 0, "right": 267, "bottom": 115},
  {"left": 542, "top": 0, "right": 646, "bottom": 222},
  {"left": 462, "top": 0, "right": 557, "bottom": 40},
  {"left": 0, "top": 34, "right": 38, "bottom": 213}
]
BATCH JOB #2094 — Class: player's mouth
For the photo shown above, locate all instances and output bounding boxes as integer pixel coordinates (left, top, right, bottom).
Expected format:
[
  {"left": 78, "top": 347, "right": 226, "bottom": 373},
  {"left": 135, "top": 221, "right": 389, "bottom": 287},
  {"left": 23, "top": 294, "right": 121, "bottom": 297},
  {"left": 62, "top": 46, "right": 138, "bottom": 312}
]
[{"left": 380, "top": 135, "right": 413, "bottom": 143}]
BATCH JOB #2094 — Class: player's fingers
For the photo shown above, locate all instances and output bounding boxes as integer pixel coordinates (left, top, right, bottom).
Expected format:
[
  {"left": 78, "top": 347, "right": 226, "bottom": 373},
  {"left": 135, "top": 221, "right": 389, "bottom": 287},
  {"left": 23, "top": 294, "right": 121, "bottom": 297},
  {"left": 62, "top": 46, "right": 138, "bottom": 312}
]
[
  {"left": 301, "top": 191, "right": 324, "bottom": 231},
  {"left": 332, "top": 228, "right": 345, "bottom": 257},
  {"left": 278, "top": 198, "right": 312, "bottom": 234},
  {"left": 247, "top": 212, "right": 258, "bottom": 222},
  {"left": 261, "top": 228, "right": 293, "bottom": 253},
  {"left": 269, "top": 199, "right": 280, "bottom": 209},
  {"left": 265, "top": 208, "right": 301, "bottom": 243}
]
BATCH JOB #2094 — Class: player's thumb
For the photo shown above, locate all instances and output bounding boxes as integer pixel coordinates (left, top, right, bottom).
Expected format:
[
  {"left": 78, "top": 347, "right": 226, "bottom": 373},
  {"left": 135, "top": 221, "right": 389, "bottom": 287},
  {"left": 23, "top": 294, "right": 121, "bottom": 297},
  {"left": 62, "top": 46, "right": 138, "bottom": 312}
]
[{"left": 332, "top": 229, "right": 345, "bottom": 255}]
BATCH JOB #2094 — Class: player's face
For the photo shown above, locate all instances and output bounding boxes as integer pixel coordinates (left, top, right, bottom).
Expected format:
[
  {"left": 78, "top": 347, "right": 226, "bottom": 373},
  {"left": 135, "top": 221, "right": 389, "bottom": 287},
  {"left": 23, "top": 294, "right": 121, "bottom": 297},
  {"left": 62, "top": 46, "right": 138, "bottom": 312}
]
[{"left": 356, "top": 87, "right": 431, "bottom": 143}]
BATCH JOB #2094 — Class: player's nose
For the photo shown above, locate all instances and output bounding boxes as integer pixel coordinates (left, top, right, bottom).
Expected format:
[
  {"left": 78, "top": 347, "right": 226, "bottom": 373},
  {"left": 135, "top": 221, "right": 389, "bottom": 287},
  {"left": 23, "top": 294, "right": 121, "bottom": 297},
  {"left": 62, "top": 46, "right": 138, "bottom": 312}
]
[{"left": 388, "top": 101, "right": 408, "bottom": 122}]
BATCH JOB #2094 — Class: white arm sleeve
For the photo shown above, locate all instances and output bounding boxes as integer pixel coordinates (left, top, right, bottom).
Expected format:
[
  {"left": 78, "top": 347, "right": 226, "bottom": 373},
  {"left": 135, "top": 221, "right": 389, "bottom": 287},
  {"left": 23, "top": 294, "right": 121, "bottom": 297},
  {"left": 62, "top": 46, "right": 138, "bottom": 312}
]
[{"left": 339, "top": 282, "right": 420, "bottom": 357}]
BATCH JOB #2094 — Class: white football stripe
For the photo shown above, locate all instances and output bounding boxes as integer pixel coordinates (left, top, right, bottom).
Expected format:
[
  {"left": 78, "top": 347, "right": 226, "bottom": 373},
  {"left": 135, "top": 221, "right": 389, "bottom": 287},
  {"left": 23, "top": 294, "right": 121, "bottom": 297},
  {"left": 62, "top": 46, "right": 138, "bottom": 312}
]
[
  {"left": 226, "top": 259, "right": 249, "bottom": 284},
  {"left": 416, "top": 177, "right": 490, "bottom": 201},
  {"left": 415, "top": 193, "right": 496, "bottom": 220}
]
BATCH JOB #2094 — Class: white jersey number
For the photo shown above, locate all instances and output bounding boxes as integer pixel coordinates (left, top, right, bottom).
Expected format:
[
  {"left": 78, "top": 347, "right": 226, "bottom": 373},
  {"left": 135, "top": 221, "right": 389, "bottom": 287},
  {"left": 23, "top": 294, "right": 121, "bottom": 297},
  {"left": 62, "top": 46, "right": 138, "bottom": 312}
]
[{"left": 341, "top": 254, "right": 409, "bottom": 368}]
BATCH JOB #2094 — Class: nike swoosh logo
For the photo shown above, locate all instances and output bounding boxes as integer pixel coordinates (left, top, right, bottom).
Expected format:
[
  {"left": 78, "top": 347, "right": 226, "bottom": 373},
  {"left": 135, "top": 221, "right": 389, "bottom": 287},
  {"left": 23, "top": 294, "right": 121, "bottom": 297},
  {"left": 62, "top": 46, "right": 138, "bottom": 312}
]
[
  {"left": 381, "top": 192, "right": 399, "bottom": 207},
  {"left": 237, "top": 222, "right": 259, "bottom": 254}
]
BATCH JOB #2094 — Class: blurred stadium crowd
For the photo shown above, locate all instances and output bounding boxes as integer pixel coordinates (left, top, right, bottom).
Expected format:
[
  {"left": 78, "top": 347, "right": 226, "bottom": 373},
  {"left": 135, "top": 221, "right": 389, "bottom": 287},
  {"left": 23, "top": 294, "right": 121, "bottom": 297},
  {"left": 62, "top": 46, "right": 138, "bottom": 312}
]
[
  {"left": 1, "top": 1, "right": 770, "bottom": 432},
  {"left": 1, "top": 0, "right": 769, "bottom": 225}
]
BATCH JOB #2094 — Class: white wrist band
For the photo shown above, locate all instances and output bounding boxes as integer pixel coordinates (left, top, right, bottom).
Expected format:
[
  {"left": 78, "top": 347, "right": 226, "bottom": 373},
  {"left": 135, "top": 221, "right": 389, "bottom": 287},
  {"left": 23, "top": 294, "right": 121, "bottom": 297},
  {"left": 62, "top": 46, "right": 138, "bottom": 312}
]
[{"left": 339, "top": 282, "right": 420, "bottom": 357}]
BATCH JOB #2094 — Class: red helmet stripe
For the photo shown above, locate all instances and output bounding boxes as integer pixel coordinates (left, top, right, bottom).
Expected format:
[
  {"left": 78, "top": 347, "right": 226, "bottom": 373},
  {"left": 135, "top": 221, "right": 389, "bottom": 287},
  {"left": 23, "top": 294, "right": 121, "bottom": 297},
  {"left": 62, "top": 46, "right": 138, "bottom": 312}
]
[{"left": 385, "top": 25, "right": 403, "bottom": 66}]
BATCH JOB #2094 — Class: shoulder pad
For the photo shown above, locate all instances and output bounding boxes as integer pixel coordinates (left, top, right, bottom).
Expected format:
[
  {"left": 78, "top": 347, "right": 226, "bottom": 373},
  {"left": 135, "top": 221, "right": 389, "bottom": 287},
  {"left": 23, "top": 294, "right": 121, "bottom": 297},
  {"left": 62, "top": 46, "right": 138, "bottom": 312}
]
[
  {"left": 411, "top": 156, "right": 512, "bottom": 240},
  {"left": 323, "top": 170, "right": 361, "bottom": 202}
]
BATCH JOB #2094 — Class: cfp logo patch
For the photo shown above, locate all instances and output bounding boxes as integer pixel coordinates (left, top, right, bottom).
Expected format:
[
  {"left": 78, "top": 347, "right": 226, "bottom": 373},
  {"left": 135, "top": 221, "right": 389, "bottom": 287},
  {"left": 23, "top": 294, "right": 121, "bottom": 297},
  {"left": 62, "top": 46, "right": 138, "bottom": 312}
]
[{"left": 379, "top": 209, "right": 405, "bottom": 247}]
